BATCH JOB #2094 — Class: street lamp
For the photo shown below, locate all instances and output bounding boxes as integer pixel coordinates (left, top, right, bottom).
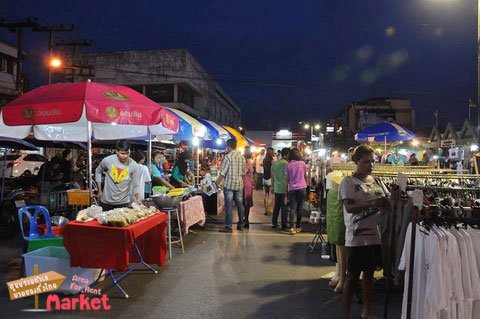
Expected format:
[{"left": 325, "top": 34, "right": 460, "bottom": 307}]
[{"left": 50, "top": 58, "right": 61, "bottom": 68}]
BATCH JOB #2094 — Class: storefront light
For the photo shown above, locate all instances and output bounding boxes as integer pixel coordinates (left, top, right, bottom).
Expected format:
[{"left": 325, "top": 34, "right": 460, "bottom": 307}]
[
  {"left": 341, "top": 153, "right": 347, "bottom": 159},
  {"left": 412, "top": 140, "right": 419, "bottom": 147},
  {"left": 216, "top": 138, "right": 222, "bottom": 145},
  {"left": 471, "top": 144, "right": 479, "bottom": 152},
  {"left": 319, "top": 148, "right": 326, "bottom": 156},
  {"left": 433, "top": 155, "right": 439, "bottom": 160},
  {"left": 192, "top": 137, "right": 200, "bottom": 146}
]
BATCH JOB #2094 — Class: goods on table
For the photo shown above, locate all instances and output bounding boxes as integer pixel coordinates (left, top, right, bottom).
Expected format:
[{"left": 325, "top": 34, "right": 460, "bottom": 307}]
[
  {"left": 167, "top": 188, "right": 187, "bottom": 197},
  {"left": 96, "top": 205, "right": 159, "bottom": 227},
  {"left": 152, "top": 186, "right": 168, "bottom": 196}
]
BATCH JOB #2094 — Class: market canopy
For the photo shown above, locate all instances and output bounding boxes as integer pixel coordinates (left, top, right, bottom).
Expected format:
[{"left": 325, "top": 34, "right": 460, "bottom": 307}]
[
  {"left": 355, "top": 123, "right": 416, "bottom": 143},
  {"left": 245, "top": 136, "right": 266, "bottom": 148},
  {"left": 164, "top": 107, "right": 207, "bottom": 141},
  {"left": 0, "top": 137, "right": 39, "bottom": 151},
  {"left": 0, "top": 81, "right": 179, "bottom": 142},
  {"left": 223, "top": 126, "right": 248, "bottom": 149},
  {"left": 196, "top": 118, "right": 230, "bottom": 150}
]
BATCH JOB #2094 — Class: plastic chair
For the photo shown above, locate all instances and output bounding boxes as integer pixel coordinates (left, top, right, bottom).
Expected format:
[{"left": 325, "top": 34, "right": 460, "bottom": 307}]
[
  {"left": 18, "top": 205, "right": 60, "bottom": 278},
  {"left": 18, "top": 206, "right": 61, "bottom": 241}
]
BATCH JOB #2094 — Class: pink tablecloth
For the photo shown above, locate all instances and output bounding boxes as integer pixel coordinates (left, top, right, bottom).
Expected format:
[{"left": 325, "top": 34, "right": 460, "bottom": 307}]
[{"left": 179, "top": 195, "right": 206, "bottom": 235}]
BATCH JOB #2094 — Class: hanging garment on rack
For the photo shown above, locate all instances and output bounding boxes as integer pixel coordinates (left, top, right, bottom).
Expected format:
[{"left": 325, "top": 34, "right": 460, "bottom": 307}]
[
  {"left": 326, "top": 190, "right": 345, "bottom": 246},
  {"left": 467, "top": 228, "right": 480, "bottom": 316},
  {"left": 393, "top": 200, "right": 413, "bottom": 286},
  {"left": 399, "top": 223, "right": 428, "bottom": 319},
  {"left": 400, "top": 223, "right": 480, "bottom": 319}
]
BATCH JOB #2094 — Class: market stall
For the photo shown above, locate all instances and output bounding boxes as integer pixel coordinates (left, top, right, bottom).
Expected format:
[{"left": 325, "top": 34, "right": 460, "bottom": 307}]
[
  {"left": 178, "top": 195, "right": 206, "bottom": 234},
  {"left": 355, "top": 122, "right": 416, "bottom": 152},
  {"left": 63, "top": 208, "right": 168, "bottom": 298}
]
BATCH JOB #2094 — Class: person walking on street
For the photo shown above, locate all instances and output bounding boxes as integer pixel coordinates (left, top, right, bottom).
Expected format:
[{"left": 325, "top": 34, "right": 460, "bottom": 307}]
[
  {"left": 95, "top": 140, "right": 142, "bottom": 211},
  {"left": 285, "top": 148, "right": 308, "bottom": 235},
  {"left": 254, "top": 148, "right": 265, "bottom": 190},
  {"left": 243, "top": 150, "right": 254, "bottom": 228},
  {"left": 216, "top": 139, "right": 246, "bottom": 232},
  {"left": 271, "top": 148, "right": 290, "bottom": 230},
  {"left": 263, "top": 147, "right": 275, "bottom": 215}
]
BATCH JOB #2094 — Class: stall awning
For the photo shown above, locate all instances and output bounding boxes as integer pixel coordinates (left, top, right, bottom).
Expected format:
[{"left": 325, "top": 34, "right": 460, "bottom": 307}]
[
  {"left": 223, "top": 126, "right": 248, "bottom": 149},
  {"left": 355, "top": 123, "right": 416, "bottom": 143},
  {"left": 165, "top": 108, "right": 207, "bottom": 141}
]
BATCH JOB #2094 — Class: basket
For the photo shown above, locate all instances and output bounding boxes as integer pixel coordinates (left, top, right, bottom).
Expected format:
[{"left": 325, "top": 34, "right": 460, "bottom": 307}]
[
  {"left": 23, "top": 246, "right": 95, "bottom": 294},
  {"left": 67, "top": 189, "right": 90, "bottom": 206}
]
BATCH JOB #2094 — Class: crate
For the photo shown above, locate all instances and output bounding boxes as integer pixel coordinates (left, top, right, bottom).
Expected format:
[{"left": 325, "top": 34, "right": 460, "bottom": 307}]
[
  {"left": 23, "top": 246, "right": 95, "bottom": 294},
  {"left": 67, "top": 190, "right": 90, "bottom": 206}
]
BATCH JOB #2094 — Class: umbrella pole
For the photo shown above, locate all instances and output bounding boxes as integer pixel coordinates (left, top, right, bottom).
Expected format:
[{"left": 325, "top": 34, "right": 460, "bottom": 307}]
[
  {"left": 1, "top": 149, "right": 6, "bottom": 202},
  {"left": 147, "top": 133, "right": 152, "bottom": 168},
  {"left": 197, "top": 146, "right": 200, "bottom": 185},
  {"left": 384, "top": 136, "right": 387, "bottom": 153},
  {"left": 87, "top": 120, "right": 93, "bottom": 202}
]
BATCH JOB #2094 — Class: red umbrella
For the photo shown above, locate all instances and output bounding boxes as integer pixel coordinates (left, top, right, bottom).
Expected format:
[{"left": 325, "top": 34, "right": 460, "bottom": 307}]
[
  {"left": 0, "top": 81, "right": 180, "bottom": 193},
  {"left": 0, "top": 81, "right": 178, "bottom": 140}
]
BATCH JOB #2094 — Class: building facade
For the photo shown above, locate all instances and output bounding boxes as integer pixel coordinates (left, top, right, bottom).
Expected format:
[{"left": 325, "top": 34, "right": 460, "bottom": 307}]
[
  {"left": 335, "top": 97, "right": 415, "bottom": 134},
  {"left": 67, "top": 49, "right": 241, "bottom": 127},
  {"left": 0, "top": 40, "right": 19, "bottom": 106}
]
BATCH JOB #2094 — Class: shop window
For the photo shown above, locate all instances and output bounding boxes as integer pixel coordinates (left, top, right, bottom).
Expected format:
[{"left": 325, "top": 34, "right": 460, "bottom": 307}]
[
  {"left": 178, "top": 85, "right": 195, "bottom": 108},
  {"left": 145, "top": 84, "right": 174, "bottom": 103},
  {"left": 127, "top": 85, "right": 143, "bottom": 94},
  {"left": 6, "top": 59, "right": 14, "bottom": 74}
]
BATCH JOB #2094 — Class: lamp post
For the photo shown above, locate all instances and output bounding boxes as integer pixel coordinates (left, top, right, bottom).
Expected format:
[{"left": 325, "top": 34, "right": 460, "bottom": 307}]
[{"left": 304, "top": 123, "right": 321, "bottom": 144}]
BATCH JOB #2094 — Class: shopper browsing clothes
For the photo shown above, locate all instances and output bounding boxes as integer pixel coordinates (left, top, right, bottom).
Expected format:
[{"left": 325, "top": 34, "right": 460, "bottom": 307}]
[
  {"left": 243, "top": 149, "right": 254, "bottom": 228},
  {"left": 262, "top": 147, "right": 275, "bottom": 215},
  {"left": 216, "top": 138, "right": 246, "bottom": 232},
  {"left": 271, "top": 147, "right": 289, "bottom": 230},
  {"left": 285, "top": 148, "right": 308, "bottom": 235},
  {"left": 95, "top": 140, "right": 142, "bottom": 211},
  {"left": 338, "top": 145, "right": 389, "bottom": 319}
]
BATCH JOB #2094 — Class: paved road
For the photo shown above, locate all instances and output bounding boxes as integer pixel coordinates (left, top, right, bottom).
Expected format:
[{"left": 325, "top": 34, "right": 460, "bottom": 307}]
[{"left": 0, "top": 190, "right": 402, "bottom": 318}]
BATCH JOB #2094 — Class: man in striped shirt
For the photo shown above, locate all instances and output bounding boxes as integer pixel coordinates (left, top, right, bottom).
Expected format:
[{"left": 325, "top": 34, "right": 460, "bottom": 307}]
[{"left": 217, "top": 139, "right": 246, "bottom": 232}]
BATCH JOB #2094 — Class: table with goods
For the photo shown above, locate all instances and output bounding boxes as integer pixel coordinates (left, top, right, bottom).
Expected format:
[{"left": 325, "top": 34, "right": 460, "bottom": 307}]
[
  {"left": 63, "top": 203, "right": 168, "bottom": 298},
  {"left": 149, "top": 186, "right": 207, "bottom": 235}
]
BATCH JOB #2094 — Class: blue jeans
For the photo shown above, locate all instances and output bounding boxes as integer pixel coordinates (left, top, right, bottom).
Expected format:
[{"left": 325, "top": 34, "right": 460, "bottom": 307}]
[
  {"left": 224, "top": 188, "right": 245, "bottom": 229},
  {"left": 272, "top": 193, "right": 288, "bottom": 228}
]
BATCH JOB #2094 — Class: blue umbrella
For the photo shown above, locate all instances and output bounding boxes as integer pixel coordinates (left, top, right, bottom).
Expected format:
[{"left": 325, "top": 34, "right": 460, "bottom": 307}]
[
  {"left": 355, "top": 123, "right": 415, "bottom": 143},
  {"left": 194, "top": 119, "right": 230, "bottom": 150}
]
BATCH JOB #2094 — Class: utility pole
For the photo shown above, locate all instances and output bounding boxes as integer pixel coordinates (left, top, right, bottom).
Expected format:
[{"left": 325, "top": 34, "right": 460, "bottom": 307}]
[
  {"left": 0, "top": 17, "right": 42, "bottom": 95},
  {"left": 32, "top": 24, "right": 74, "bottom": 84},
  {"left": 56, "top": 40, "right": 93, "bottom": 82}
]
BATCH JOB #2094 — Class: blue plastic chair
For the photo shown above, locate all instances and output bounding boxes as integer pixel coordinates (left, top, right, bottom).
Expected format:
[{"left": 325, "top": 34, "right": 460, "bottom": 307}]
[
  {"left": 18, "top": 206, "right": 60, "bottom": 278},
  {"left": 18, "top": 206, "right": 61, "bottom": 241}
]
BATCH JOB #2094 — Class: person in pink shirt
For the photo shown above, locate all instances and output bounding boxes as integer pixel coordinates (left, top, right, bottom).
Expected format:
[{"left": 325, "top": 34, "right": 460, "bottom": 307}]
[{"left": 285, "top": 148, "right": 308, "bottom": 235}]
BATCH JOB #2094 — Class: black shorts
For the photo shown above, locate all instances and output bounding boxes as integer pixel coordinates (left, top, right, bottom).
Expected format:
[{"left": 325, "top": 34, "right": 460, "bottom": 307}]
[
  {"left": 346, "top": 245, "right": 382, "bottom": 273},
  {"left": 100, "top": 202, "right": 129, "bottom": 211}
]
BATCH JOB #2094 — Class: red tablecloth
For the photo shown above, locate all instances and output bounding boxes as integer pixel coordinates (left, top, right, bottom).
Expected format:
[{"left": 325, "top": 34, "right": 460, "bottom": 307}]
[
  {"left": 179, "top": 195, "right": 206, "bottom": 235},
  {"left": 63, "top": 212, "right": 168, "bottom": 271}
]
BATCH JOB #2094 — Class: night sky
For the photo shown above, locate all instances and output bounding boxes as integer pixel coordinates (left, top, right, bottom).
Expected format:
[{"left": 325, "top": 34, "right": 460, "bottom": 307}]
[{"left": 1, "top": 0, "right": 478, "bottom": 131}]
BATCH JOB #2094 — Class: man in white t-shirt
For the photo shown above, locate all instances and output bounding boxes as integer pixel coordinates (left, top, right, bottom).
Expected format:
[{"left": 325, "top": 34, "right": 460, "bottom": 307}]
[{"left": 254, "top": 149, "right": 265, "bottom": 190}]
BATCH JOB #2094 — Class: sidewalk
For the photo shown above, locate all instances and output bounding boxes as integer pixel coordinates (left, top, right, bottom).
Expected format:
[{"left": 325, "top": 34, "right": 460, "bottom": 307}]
[{"left": 0, "top": 190, "right": 402, "bottom": 318}]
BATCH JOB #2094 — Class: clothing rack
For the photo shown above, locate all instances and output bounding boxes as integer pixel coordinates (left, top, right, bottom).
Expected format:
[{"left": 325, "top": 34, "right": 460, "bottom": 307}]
[{"left": 404, "top": 196, "right": 480, "bottom": 319}]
